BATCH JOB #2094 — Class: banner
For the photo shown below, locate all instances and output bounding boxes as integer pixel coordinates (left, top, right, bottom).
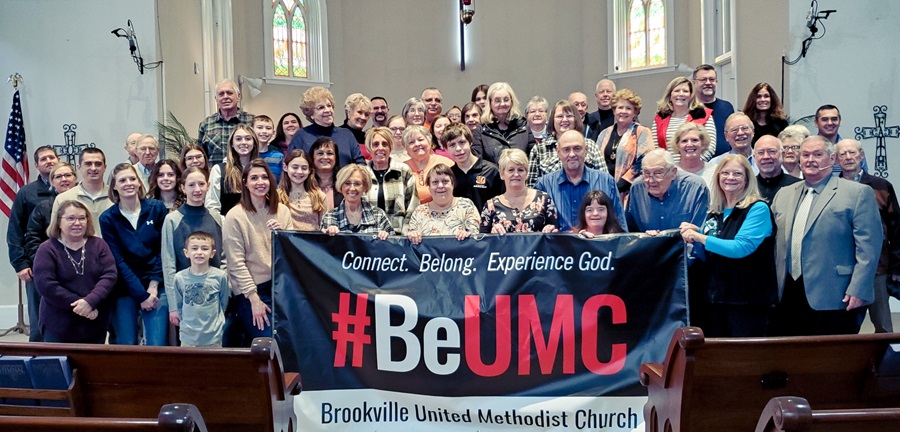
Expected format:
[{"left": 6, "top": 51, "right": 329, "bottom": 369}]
[{"left": 273, "top": 232, "right": 688, "bottom": 431}]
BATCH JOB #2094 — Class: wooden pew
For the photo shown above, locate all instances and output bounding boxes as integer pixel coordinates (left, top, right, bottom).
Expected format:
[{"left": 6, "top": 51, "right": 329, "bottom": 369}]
[
  {"left": 640, "top": 327, "right": 900, "bottom": 432},
  {"left": 0, "top": 403, "right": 207, "bottom": 431},
  {"left": 0, "top": 337, "right": 300, "bottom": 432},
  {"left": 755, "top": 396, "right": 900, "bottom": 432}
]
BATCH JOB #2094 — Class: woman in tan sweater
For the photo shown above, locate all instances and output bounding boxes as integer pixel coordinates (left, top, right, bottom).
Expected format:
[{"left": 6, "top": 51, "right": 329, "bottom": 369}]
[{"left": 223, "top": 159, "right": 293, "bottom": 345}]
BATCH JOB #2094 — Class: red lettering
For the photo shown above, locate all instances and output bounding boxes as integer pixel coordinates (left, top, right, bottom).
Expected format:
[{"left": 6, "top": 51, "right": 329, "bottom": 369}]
[
  {"left": 581, "top": 295, "right": 627, "bottom": 375},
  {"left": 464, "top": 295, "right": 511, "bottom": 377},
  {"left": 518, "top": 295, "right": 575, "bottom": 375}
]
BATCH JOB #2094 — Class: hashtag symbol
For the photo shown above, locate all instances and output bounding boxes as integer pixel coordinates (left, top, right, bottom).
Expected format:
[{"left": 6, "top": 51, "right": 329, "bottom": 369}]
[{"left": 332, "top": 293, "right": 371, "bottom": 367}]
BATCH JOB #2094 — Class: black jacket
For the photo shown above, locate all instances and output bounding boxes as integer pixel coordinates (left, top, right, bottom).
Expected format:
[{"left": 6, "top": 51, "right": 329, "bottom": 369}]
[{"left": 475, "top": 117, "right": 536, "bottom": 165}]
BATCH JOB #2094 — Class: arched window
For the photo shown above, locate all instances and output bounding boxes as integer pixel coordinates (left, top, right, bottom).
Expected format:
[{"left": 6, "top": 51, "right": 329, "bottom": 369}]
[
  {"left": 611, "top": 0, "right": 672, "bottom": 74},
  {"left": 265, "top": 0, "right": 329, "bottom": 84}
]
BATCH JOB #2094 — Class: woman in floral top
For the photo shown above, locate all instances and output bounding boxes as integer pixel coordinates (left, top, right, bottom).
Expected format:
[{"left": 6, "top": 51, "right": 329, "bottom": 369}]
[
  {"left": 481, "top": 149, "right": 559, "bottom": 234},
  {"left": 407, "top": 164, "right": 480, "bottom": 244}
]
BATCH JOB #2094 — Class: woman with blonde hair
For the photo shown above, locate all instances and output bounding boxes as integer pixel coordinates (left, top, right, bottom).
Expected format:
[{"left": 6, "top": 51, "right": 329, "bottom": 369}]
[
  {"left": 365, "top": 127, "right": 417, "bottom": 234},
  {"left": 680, "top": 154, "right": 776, "bottom": 337},
  {"left": 477, "top": 82, "right": 536, "bottom": 164},
  {"left": 480, "top": 149, "right": 558, "bottom": 234},
  {"left": 651, "top": 76, "right": 717, "bottom": 162}
]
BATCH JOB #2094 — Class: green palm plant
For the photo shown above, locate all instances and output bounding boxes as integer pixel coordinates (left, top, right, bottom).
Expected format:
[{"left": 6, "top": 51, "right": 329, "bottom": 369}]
[{"left": 156, "top": 111, "right": 196, "bottom": 159}]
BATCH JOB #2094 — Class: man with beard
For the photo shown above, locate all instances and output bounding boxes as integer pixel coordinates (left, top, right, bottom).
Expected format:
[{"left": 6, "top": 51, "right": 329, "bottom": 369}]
[
  {"left": 754, "top": 135, "right": 801, "bottom": 202},
  {"left": 370, "top": 97, "right": 390, "bottom": 128}
]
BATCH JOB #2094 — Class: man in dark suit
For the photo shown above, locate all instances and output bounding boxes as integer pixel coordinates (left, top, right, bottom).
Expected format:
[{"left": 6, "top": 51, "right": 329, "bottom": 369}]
[
  {"left": 770, "top": 136, "right": 883, "bottom": 336},
  {"left": 585, "top": 79, "right": 616, "bottom": 142},
  {"left": 836, "top": 138, "right": 900, "bottom": 333}
]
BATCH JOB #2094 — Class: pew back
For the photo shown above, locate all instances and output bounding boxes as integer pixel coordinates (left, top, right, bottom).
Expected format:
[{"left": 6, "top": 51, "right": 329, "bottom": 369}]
[{"left": 640, "top": 327, "right": 900, "bottom": 432}]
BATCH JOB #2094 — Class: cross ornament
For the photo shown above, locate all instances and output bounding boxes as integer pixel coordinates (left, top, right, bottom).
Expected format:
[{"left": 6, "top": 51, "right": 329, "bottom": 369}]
[
  {"left": 51, "top": 124, "right": 96, "bottom": 165},
  {"left": 855, "top": 105, "right": 900, "bottom": 178}
]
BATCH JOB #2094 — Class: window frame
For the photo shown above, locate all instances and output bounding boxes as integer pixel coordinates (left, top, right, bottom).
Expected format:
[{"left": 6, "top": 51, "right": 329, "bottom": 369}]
[
  {"left": 262, "top": 0, "right": 331, "bottom": 87},
  {"left": 607, "top": 0, "right": 676, "bottom": 78}
]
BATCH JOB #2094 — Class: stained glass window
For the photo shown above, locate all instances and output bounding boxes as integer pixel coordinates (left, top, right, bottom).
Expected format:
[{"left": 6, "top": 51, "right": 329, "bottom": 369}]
[
  {"left": 625, "top": 0, "right": 667, "bottom": 70},
  {"left": 272, "top": 0, "right": 308, "bottom": 79}
]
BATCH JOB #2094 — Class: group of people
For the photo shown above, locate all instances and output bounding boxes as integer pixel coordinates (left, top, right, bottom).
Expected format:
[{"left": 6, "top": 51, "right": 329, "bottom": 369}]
[{"left": 6, "top": 65, "right": 896, "bottom": 348}]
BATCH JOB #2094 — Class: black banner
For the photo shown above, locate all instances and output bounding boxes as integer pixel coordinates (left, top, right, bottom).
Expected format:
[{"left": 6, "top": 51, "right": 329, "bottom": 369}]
[{"left": 273, "top": 232, "right": 687, "bottom": 398}]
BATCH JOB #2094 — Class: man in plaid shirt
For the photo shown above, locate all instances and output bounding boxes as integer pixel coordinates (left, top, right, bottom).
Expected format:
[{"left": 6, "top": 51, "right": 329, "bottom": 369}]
[{"left": 198, "top": 79, "right": 255, "bottom": 165}]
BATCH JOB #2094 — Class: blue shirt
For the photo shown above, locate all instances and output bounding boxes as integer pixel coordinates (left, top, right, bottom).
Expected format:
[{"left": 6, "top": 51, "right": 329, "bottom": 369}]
[
  {"left": 704, "top": 98, "right": 735, "bottom": 157},
  {"left": 534, "top": 166, "right": 626, "bottom": 232},
  {"left": 704, "top": 201, "right": 773, "bottom": 258},
  {"left": 626, "top": 170, "right": 709, "bottom": 232},
  {"left": 259, "top": 146, "right": 285, "bottom": 182}
]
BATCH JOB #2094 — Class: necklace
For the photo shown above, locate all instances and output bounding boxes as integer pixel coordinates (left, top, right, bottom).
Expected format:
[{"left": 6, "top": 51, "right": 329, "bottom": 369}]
[{"left": 64, "top": 241, "right": 86, "bottom": 275}]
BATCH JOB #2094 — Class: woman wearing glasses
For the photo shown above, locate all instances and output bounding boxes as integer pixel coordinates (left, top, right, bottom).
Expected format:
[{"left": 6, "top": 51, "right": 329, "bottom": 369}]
[
  {"left": 478, "top": 82, "right": 536, "bottom": 165},
  {"left": 596, "top": 89, "right": 653, "bottom": 200},
  {"left": 525, "top": 100, "right": 605, "bottom": 187},
  {"left": 680, "top": 154, "right": 776, "bottom": 337},
  {"left": 778, "top": 125, "right": 809, "bottom": 179},
  {"left": 524, "top": 96, "right": 549, "bottom": 141},
  {"left": 34, "top": 200, "right": 117, "bottom": 343},
  {"left": 742, "top": 83, "right": 789, "bottom": 145},
  {"left": 407, "top": 164, "right": 480, "bottom": 244}
]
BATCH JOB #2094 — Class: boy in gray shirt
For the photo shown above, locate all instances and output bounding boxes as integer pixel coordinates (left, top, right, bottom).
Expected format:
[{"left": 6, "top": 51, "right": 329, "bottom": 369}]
[{"left": 172, "top": 232, "right": 230, "bottom": 347}]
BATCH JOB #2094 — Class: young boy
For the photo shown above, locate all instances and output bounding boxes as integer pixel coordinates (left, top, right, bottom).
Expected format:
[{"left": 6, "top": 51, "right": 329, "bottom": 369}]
[
  {"left": 443, "top": 123, "right": 503, "bottom": 211},
  {"left": 171, "top": 232, "right": 230, "bottom": 348},
  {"left": 253, "top": 114, "right": 285, "bottom": 182}
]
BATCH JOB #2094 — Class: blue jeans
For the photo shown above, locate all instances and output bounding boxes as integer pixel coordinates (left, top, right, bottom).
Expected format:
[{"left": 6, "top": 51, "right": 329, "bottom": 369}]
[
  {"left": 25, "top": 279, "right": 43, "bottom": 342},
  {"left": 234, "top": 281, "right": 273, "bottom": 345},
  {"left": 110, "top": 290, "right": 169, "bottom": 346}
]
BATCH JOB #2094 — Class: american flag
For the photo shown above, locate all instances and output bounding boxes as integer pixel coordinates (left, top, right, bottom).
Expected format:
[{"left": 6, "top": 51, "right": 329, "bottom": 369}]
[{"left": 1, "top": 90, "right": 29, "bottom": 217}]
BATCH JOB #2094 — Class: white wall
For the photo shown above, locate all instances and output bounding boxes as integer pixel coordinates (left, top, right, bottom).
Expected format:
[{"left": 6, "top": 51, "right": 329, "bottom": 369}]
[
  {"left": 0, "top": 0, "right": 160, "bottom": 325},
  {"left": 787, "top": 0, "right": 900, "bottom": 311}
]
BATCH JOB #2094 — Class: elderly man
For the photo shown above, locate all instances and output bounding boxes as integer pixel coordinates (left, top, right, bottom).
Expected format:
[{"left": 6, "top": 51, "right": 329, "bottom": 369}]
[
  {"left": 198, "top": 79, "right": 254, "bottom": 165},
  {"left": 626, "top": 148, "right": 709, "bottom": 232},
  {"left": 836, "top": 138, "right": 899, "bottom": 333},
  {"left": 770, "top": 136, "right": 882, "bottom": 336},
  {"left": 693, "top": 64, "right": 735, "bottom": 157},
  {"left": 534, "top": 130, "right": 625, "bottom": 232},
  {"left": 421, "top": 87, "right": 443, "bottom": 127},
  {"left": 7, "top": 145, "right": 59, "bottom": 341},
  {"left": 568, "top": 92, "right": 590, "bottom": 124},
  {"left": 124, "top": 132, "right": 142, "bottom": 164},
  {"left": 709, "top": 113, "right": 758, "bottom": 174},
  {"left": 586, "top": 79, "right": 616, "bottom": 142},
  {"left": 133, "top": 134, "right": 159, "bottom": 190},
  {"left": 755, "top": 135, "right": 801, "bottom": 203},
  {"left": 370, "top": 97, "right": 390, "bottom": 128}
]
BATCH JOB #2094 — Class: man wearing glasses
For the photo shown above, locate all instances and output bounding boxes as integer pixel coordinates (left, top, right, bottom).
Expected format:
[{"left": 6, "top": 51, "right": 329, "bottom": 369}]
[
  {"left": 709, "top": 113, "right": 759, "bottom": 174},
  {"left": 754, "top": 135, "right": 801, "bottom": 203},
  {"left": 693, "top": 65, "right": 735, "bottom": 158},
  {"left": 626, "top": 148, "right": 709, "bottom": 233},
  {"left": 534, "top": 130, "right": 624, "bottom": 232}
]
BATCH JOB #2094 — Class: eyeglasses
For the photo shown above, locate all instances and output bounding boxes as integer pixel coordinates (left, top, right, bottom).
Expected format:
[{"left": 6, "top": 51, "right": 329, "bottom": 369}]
[
  {"left": 63, "top": 216, "right": 87, "bottom": 223},
  {"left": 554, "top": 114, "right": 576, "bottom": 120},
  {"left": 728, "top": 125, "right": 752, "bottom": 134},
  {"left": 52, "top": 173, "right": 75, "bottom": 180},
  {"left": 695, "top": 77, "right": 717, "bottom": 83},
  {"left": 389, "top": 127, "right": 406, "bottom": 133},
  {"left": 754, "top": 148, "right": 779, "bottom": 157},
  {"left": 527, "top": 109, "right": 547, "bottom": 115},
  {"left": 784, "top": 145, "right": 801, "bottom": 151},
  {"left": 642, "top": 168, "right": 673, "bottom": 180},
  {"left": 719, "top": 171, "right": 745, "bottom": 179},
  {"left": 184, "top": 154, "right": 204, "bottom": 161}
]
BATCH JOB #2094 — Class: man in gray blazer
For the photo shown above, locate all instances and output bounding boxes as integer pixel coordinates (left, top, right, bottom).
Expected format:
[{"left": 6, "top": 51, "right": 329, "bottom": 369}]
[{"left": 769, "top": 135, "right": 883, "bottom": 335}]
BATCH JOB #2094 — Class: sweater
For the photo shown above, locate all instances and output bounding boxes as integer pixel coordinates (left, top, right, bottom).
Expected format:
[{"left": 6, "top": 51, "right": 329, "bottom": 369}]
[
  {"left": 223, "top": 204, "right": 293, "bottom": 296},
  {"left": 98, "top": 199, "right": 168, "bottom": 301},
  {"left": 33, "top": 236, "right": 117, "bottom": 342},
  {"left": 162, "top": 203, "right": 225, "bottom": 313},
  {"left": 288, "top": 123, "right": 366, "bottom": 167}
]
